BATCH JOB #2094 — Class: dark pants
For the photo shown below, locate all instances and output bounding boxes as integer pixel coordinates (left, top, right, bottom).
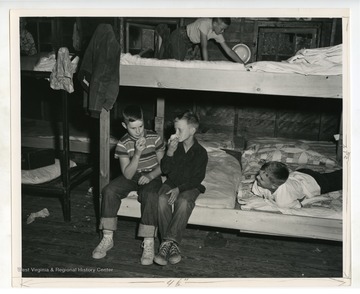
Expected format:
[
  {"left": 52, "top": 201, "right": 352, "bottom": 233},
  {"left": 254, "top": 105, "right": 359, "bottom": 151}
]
[
  {"left": 158, "top": 184, "right": 200, "bottom": 244},
  {"left": 100, "top": 173, "right": 162, "bottom": 237},
  {"left": 297, "top": 169, "right": 343, "bottom": 194},
  {"left": 170, "top": 26, "right": 193, "bottom": 61}
]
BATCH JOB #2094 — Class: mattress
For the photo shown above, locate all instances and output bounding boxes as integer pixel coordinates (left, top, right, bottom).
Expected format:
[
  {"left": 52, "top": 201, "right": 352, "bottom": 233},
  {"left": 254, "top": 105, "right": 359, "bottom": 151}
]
[
  {"left": 120, "top": 44, "right": 342, "bottom": 76},
  {"left": 21, "top": 118, "right": 118, "bottom": 153}
]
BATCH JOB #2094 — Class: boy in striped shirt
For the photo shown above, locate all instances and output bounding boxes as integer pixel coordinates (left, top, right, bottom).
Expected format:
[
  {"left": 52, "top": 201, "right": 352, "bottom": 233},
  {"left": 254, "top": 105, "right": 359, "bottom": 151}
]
[{"left": 92, "top": 105, "right": 165, "bottom": 265}]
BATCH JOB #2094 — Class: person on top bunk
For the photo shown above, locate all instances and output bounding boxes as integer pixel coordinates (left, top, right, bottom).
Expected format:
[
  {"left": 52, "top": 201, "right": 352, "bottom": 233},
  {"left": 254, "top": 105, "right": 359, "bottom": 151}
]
[
  {"left": 154, "top": 111, "right": 208, "bottom": 266},
  {"left": 92, "top": 105, "right": 165, "bottom": 266},
  {"left": 251, "top": 161, "right": 343, "bottom": 209},
  {"left": 170, "top": 17, "right": 245, "bottom": 63}
]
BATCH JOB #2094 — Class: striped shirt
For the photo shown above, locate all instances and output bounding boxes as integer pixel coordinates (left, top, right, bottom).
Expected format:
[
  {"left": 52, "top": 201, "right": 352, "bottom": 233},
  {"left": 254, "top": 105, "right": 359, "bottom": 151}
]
[{"left": 114, "top": 130, "right": 165, "bottom": 172}]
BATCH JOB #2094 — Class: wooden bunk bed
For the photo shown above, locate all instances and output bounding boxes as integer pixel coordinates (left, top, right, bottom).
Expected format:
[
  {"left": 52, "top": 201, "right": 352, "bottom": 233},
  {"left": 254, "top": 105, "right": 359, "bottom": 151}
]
[
  {"left": 102, "top": 46, "right": 344, "bottom": 242},
  {"left": 20, "top": 53, "right": 95, "bottom": 222}
]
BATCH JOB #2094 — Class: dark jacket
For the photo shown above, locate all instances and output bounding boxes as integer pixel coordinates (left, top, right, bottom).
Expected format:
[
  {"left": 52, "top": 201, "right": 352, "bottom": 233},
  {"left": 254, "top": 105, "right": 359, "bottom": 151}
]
[
  {"left": 161, "top": 138, "right": 208, "bottom": 193},
  {"left": 78, "top": 24, "right": 120, "bottom": 118}
]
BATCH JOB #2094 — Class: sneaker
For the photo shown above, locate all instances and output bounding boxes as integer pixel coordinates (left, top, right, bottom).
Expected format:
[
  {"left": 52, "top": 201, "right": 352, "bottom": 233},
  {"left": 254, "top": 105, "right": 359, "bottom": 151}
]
[
  {"left": 92, "top": 236, "right": 114, "bottom": 259},
  {"left": 140, "top": 239, "right": 154, "bottom": 265},
  {"left": 154, "top": 240, "right": 173, "bottom": 266},
  {"left": 168, "top": 242, "right": 181, "bottom": 265}
]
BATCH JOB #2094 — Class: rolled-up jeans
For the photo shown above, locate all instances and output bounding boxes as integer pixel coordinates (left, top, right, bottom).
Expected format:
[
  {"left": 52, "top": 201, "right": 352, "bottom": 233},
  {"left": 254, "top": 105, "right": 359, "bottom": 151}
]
[
  {"left": 158, "top": 184, "right": 200, "bottom": 244},
  {"left": 99, "top": 172, "right": 162, "bottom": 237}
]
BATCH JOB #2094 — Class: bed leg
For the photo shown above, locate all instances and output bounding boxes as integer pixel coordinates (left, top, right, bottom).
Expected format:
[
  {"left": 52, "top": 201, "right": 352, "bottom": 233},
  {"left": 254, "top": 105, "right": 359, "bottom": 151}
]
[{"left": 62, "top": 190, "right": 71, "bottom": 222}]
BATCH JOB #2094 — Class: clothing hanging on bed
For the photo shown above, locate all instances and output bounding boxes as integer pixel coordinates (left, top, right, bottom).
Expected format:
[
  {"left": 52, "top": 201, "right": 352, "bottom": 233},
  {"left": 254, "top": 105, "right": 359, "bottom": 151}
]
[{"left": 78, "top": 23, "right": 120, "bottom": 118}]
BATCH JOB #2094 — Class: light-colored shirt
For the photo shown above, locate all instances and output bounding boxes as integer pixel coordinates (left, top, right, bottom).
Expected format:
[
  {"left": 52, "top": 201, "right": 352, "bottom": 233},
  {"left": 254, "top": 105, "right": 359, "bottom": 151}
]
[
  {"left": 186, "top": 18, "right": 225, "bottom": 44},
  {"left": 251, "top": 171, "right": 321, "bottom": 209}
]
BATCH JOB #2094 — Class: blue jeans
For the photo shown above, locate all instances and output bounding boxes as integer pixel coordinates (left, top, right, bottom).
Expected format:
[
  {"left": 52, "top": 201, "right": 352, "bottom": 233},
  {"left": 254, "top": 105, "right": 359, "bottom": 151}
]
[
  {"left": 158, "top": 184, "right": 200, "bottom": 244},
  {"left": 170, "top": 26, "right": 192, "bottom": 61},
  {"left": 99, "top": 172, "right": 162, "bottom": 237}
]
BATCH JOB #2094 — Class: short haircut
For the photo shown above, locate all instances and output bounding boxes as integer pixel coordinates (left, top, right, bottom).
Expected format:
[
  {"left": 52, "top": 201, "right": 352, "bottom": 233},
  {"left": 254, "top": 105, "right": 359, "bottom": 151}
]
[
  {"left": 260, "top": 161, "right": 289, "bottom": 186},
  {"left": 122, "top": 105, "right": 143, "bottom": 124},
  {"left": 175, "top": 111, "right": 200, "bottom": 131},
  {"left": 213, "top": 18, "right": 231, "bottom": 26}
]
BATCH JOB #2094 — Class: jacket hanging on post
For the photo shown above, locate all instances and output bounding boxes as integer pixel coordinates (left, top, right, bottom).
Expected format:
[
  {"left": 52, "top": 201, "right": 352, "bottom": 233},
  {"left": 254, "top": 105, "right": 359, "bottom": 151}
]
[{"left": 78, "top": 24, "right": 120, "bottom": 118}]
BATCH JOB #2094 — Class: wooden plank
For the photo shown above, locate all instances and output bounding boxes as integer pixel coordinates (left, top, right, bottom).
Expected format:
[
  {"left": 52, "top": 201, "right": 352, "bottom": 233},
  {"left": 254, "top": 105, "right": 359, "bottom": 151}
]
[
  {"left": 155, "top": 97, "right": 165, "bottom": 139},
  {"left": 99, "top": 108, "right": 110, "bottom": 191},
  {"left": 118, "top": 197, "right": 342, "bottom": 242},
  {"left": 120, "top": 65, "right": 342, "bottom": 99}
]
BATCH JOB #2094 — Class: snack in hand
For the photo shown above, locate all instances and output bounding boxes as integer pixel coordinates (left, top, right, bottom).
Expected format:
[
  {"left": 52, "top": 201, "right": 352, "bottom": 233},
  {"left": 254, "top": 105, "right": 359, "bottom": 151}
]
[
  {"left": 138, "top": 137, "right": 146, "bottom": 145},
  {"left": 169, "top": 134, "right": 178, "bottom": 141}
]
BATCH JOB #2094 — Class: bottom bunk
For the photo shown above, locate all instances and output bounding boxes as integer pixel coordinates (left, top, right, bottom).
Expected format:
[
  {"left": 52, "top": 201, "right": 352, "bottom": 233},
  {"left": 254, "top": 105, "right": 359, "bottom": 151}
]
[
  {"left": 21, "top": 118, "right": 118, "bottom": 153},
  {"left": 116, "top": 132, "right": 343, "bottom": 242}
]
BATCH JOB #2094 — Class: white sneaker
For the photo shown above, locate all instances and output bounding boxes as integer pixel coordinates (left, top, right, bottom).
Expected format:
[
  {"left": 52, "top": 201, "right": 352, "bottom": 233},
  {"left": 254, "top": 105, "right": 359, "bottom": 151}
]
[
  {"left": 92, "top": 236, "right": 114, "bottom": 259},
  {"left": 141, "top": 239, "right": 154, "bottom": 265}
]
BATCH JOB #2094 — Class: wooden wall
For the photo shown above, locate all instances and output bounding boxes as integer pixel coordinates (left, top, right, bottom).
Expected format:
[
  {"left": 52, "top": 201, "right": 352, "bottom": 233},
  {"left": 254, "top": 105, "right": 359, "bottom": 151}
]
[{"left": 112, "top": 88, "right": 342, "bottom": 143}]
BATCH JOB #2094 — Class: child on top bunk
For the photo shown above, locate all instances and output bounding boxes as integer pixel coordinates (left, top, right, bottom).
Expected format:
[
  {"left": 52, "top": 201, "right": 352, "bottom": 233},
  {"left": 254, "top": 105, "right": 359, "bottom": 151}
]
[
  {"left": 154, "top": 111, "right": 208, "bottom": 266},
  {"left": 170, "top": 18, "right": 245, "bottom": 63},
  {"left": 92, "top": 105, "right": 165, "bottom": 266},
  {"left": 251, "top": 161, "right": 342, "bottom": 209}
]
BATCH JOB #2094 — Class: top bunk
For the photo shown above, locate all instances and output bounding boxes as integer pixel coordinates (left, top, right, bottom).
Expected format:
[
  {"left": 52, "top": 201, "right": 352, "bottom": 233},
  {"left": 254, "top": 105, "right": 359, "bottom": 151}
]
[{"left": 119, "top": 44, "right": 343, "bottom": 99}]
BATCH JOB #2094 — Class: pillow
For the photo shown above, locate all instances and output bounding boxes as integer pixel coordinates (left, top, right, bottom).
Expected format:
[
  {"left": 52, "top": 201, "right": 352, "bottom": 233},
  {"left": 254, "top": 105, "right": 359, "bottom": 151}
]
[
  {"left": 22, "top": 159, "right": 77, "bottom": 184},
  {"left": 241, "top": 141, "right": 338, "bottom": 176}
]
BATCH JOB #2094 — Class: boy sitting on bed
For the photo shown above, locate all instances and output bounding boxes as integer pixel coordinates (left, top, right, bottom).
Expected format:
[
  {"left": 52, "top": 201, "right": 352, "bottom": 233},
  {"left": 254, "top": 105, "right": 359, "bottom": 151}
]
[
  {"left": 170, "top": 18, "right": 245, "bottom": 63},
  {"left": 154, "top": 111, "right": 208, "bottom": 266},
  {"left": 251, "top": 161, "right": 342, "bottom": 209},
  {"left": 92, "top": 105, "right": 165, "bottom": 266}
]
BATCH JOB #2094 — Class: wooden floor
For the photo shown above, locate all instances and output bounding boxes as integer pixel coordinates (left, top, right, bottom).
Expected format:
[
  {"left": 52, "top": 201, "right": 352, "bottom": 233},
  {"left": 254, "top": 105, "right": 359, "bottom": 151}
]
[{"left": 20, "top": 179, "right": 343, "bottom": 280}]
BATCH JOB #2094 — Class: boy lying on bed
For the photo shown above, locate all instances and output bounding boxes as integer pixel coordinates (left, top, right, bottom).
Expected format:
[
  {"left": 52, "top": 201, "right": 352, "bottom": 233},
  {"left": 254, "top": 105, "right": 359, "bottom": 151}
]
[{"left": 251, "top": 161, "right": 342, "bottom": 209}]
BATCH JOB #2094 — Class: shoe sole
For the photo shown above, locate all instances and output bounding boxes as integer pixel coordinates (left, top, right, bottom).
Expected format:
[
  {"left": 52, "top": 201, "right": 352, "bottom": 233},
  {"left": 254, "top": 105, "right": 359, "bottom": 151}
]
[
  {"left": 153, "top": 256, "right": 168, "bottom": 266},
  {"left": 141, "top": 260, "right": 154, "bottom": 266},
  {"left": 92, "top": 244, "right": 114, "bottom": 259},
  {"left": 169, "top": 256, "right": 181, "bottom": 265}
]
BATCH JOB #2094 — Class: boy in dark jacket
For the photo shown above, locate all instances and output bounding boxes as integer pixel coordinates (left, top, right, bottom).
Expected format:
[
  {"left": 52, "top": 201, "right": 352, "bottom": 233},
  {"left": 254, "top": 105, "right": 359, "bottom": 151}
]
[{"left": 154, "top": 111, "right": 208, "bottom": 266}]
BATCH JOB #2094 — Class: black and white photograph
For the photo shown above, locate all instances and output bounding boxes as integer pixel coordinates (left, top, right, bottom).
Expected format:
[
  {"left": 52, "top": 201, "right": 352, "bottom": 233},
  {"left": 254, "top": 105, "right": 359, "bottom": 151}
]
[{"left": 1, "top": 0, "right": 359, "bottom": 290}]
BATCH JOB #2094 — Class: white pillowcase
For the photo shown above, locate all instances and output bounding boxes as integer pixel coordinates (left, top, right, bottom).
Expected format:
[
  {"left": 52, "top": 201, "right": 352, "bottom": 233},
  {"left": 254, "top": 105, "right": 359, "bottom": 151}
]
[{"left": 22, "top": 159, "right": 77, "bottom": 184}]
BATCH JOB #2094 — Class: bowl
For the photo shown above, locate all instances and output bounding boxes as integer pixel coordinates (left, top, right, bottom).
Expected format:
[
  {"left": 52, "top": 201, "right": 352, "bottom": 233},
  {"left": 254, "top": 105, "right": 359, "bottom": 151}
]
[{"left": 232, "top": 43, "right": 251, "bottom": 63}]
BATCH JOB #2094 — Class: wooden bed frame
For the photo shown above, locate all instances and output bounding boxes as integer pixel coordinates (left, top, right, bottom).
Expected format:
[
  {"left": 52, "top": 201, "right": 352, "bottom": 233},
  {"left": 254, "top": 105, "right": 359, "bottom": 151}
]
[{"left": 95, "top": 59, "right": 344, "bottom": 242}]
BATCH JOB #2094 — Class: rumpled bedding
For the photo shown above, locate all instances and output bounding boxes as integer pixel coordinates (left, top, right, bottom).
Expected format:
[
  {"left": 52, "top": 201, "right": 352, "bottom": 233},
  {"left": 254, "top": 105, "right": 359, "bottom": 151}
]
[
  {"left": 237, "top": 137, "right": 343, "bottom": 219},
  {"left": 196, "top": 148, "right": 241, "bottom": 209},
  {"left": 120, "top": 44, "right": 342, "bottom": 76},
  {"left": 21, "top": 118, "right": 119, "bottom": 146},
  {"left": 246, "top": 44, "right": 342, "bottom": 76},
  {"left": 22, "top": 159, "right": 77, "bottom": 184}
]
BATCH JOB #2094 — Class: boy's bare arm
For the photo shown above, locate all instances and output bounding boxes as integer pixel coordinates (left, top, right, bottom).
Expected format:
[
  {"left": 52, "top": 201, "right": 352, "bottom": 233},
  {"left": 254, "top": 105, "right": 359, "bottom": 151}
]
[
  {"left": 220, "top": 42, "right": 245, "bottom": 64},
  {"left": 120, "top": 138, "right": 145, "bottom": 179},
  {"left": 146, "top": 149, "right": 165, "bottom": 180}
]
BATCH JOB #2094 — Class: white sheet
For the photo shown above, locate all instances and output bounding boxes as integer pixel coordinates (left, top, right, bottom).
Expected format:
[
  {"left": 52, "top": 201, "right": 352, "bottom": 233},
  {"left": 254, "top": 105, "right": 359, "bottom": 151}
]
[
  {"left": 196, "top": 149, "right": 241, "bottom": 209},
  {"left": 22, "top": 159, "right": 77, "bottom": 184},
  {"left": 120, "top": 53, "right": 247, "bottom": 71},
  {"left": 121, "top": 44, "right": 342, "bottom": 76},
  {"left": 247, "top": 44, "right": 342, "bottom": 76}
]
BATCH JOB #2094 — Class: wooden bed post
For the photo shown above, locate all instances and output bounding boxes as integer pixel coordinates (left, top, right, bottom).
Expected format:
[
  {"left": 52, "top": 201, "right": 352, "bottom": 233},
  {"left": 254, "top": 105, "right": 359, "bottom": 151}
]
[
  {"left": 336, "top": 111, "right": 343, "bottom": 165},
  {"left": 155, "top": 97, "right": 165, "bottom": 139},
  {"left": 99, "top": 108, "right": 111, "bottom": 191}
]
